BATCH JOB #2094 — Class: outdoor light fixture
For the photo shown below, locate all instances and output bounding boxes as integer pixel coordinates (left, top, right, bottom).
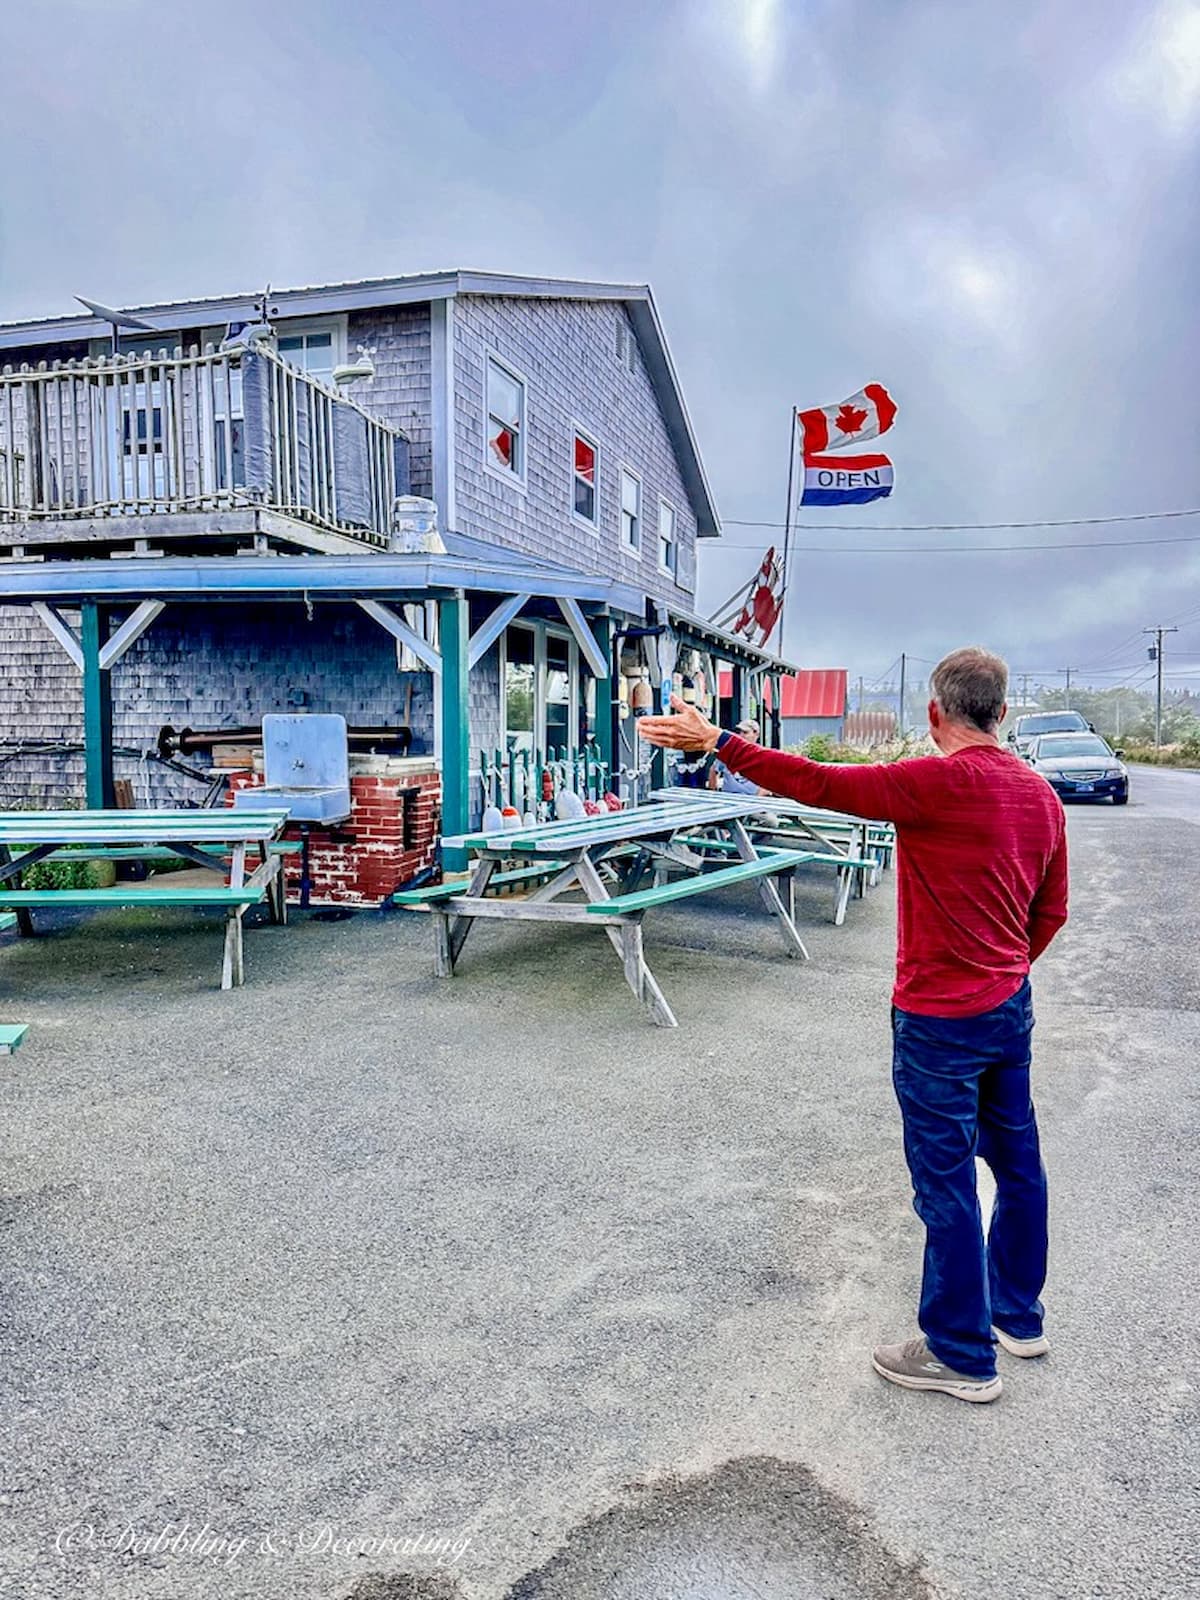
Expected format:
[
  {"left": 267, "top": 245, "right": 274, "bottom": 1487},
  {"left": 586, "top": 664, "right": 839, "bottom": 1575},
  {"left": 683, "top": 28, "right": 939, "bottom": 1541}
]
[{"left": 333, "top": 344, "right": 376, "bottom": 386}]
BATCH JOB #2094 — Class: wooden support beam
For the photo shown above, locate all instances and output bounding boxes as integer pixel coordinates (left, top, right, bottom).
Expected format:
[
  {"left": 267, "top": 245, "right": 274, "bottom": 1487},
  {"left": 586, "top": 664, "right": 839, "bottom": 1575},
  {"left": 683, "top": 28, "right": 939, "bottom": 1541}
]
[
  {"left": 555, "top": 596, "right": 609, "bottom": 678},
  {"left": 31, "top": 602, "right": 83, "bottom": 669},
  {"left": 356, "top": 600, "right": 442, "bottom": 674},
  {"left": 589, "top": 612, "right": 615, "bottom": 778},
  {"left": 468, "top": 593, "right": 529, "bottom": 669},
  {"left": 98, "top": 600, "right": 165, "bottom": 670},
  {"left": 80, "top": 601, "right": 115, "bottom": 809},
  {"left": 438, "top": 592, "right": 470, "bottom": 871}
]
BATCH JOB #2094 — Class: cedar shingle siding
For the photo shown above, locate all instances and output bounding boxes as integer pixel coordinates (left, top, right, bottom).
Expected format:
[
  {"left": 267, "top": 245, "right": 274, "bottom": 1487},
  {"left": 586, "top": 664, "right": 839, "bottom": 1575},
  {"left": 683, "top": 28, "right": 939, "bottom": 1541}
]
[{"left": 0, "top": 291, "right": 702, "bottom": 805}]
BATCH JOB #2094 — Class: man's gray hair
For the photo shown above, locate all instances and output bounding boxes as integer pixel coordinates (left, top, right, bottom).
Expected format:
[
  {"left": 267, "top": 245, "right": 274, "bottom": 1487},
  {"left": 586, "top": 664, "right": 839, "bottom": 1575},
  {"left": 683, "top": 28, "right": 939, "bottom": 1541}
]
[{"left": 930, "top": 647, "right": 1009, "bottom": 733}]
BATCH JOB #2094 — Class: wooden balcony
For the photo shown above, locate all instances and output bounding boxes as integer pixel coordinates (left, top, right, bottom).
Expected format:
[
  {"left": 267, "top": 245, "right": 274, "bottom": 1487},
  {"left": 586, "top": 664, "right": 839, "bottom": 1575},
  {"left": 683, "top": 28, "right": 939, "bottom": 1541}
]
[{"left": 0, "top": 343, "right": 408, "bottom": 557}]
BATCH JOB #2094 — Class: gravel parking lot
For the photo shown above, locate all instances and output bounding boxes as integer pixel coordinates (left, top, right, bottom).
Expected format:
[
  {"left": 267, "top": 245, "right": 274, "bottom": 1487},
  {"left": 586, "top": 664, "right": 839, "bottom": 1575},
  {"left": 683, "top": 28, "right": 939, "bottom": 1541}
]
[{"left": 1, "top": 765, "right": 1196, "bottom": 1600}]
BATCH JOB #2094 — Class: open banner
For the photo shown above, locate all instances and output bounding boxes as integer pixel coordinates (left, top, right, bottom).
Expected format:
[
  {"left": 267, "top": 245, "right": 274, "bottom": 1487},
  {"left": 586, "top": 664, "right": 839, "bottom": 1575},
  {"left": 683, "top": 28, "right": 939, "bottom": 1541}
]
[{"left": 800, "top": 451, "right": 894, "bottom": 507}]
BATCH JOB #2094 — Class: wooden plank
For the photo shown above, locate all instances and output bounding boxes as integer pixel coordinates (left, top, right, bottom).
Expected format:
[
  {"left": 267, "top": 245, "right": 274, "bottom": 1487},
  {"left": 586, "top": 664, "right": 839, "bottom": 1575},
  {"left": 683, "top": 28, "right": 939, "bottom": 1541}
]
[
  {"left": 0, "top": 888, "right": 264, "bottom": 906},
  {"left": 429, "top": 898, "right": 627, "bottom": 925},
  {"left": 393, "top": 860, "right": 569, "bottom": 904},
  {"left": 440, "top": 797, "right": 757, "bottom": 852},
  {"left": 588, "top": 848, "right": 812, "bottom": 915},
  {"left": 38, "top": 843, "right": 302, "bottom": 861}
]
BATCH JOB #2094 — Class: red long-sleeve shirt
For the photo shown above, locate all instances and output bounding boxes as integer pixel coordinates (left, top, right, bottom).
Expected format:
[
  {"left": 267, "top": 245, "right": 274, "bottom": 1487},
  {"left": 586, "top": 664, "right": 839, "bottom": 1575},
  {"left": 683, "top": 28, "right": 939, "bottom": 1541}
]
[{"left": 717, "top": 735, "right": 1069, "bottom": 1017}]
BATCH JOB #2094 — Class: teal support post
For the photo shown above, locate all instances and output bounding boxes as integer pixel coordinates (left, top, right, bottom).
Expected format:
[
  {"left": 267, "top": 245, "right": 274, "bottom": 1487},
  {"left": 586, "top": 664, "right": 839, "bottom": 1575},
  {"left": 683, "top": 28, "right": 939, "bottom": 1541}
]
[
  {"left": 729, "top": 664, "right": 746, "bottom": 727},
  {"left": 438, "top": 592, "right": 470, "bottom": 872},
  {"left": 80, "top": 601, "right": 115, "bottom": 810},
  {"left": 589, "top": 613, "right": 615, "bottom": 785}
]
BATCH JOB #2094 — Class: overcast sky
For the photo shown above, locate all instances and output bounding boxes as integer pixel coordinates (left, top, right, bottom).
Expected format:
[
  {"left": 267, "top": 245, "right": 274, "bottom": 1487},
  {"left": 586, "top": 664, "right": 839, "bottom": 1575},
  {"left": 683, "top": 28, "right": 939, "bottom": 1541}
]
[{"left": 2, "top": 0, "right": 1198, "bottom": 692}]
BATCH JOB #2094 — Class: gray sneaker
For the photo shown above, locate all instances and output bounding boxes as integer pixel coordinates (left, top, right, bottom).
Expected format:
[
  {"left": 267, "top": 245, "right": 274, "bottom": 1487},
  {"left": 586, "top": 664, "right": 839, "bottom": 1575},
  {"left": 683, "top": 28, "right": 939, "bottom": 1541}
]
[
  {"left": 992, "top": 1325, "right": 1050, "bottom": 1358},
  {"left": 872, "top": 1336, "right": 1002, "bottom": 1403}
]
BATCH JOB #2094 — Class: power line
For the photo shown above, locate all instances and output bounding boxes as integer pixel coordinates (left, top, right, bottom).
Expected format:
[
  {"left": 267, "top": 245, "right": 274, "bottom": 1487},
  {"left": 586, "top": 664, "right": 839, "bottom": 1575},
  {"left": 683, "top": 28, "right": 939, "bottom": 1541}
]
[
  {"left": 723, "top": 506, "right": 1200, "bottom": 532},
  {"left": 719, "top": 532, "right": 1200, "bottom": 555}
]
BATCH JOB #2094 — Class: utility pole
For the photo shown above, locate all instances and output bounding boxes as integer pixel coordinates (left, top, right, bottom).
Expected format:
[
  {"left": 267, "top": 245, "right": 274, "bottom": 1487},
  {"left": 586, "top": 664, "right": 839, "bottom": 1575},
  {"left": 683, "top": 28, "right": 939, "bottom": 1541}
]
[
  {"left": 858, "top": 674, "right": 864, "bottom": 712},
  {"left": 1061, "top": 667, "right": 1073, "bottom": 709},
  {"left": 1144, "top": 626, "right": 1179, "bottom": 748},
  {"left": 1019, "top": 673, "right": 1031, "bottom": 708},
  {"left": 898, "top": 652, "right": 907, "bottom": 735}
]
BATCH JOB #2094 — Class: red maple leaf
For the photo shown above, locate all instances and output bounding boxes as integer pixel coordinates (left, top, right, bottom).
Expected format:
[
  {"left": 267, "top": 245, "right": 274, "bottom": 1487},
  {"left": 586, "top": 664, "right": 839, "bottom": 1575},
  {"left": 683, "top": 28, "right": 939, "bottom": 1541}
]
[{"left": 835, "top": 403, "right": 868, "bottom": 435}]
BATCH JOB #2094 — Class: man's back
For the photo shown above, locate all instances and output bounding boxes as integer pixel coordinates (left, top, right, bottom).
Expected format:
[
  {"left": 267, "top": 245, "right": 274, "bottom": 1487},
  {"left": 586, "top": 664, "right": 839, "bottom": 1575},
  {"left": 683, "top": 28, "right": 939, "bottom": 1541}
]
[{"left": 711, "top": 738, "right": 1068, "bottom": 1017}]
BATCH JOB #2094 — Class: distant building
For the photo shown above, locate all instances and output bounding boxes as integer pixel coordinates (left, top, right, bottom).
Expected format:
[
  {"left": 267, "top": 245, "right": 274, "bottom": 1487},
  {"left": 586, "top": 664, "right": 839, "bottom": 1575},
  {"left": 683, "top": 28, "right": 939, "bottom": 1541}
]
[{"left": 720, "top": 668, "right": 847, "bottom": 745}]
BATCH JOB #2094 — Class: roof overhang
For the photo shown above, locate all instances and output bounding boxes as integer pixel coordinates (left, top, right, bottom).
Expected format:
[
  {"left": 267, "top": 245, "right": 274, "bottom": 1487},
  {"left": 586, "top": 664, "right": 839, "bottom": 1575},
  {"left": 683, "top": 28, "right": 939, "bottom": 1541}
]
[
  {"left": 0, "top": 271, "right": 721, "bottom": 540},
  {"left": 0, "top": 553, "right": 648, "bottom": 612},
  {"left": 667, "top": 604, "right": 800, "bottom": 674}
]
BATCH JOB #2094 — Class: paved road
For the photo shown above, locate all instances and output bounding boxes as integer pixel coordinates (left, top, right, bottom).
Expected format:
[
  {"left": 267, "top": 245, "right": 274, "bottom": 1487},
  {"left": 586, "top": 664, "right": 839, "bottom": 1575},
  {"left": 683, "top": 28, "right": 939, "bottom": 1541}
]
[{"left": 0, "top": 767, "right": 1196, "bottom": 1600}]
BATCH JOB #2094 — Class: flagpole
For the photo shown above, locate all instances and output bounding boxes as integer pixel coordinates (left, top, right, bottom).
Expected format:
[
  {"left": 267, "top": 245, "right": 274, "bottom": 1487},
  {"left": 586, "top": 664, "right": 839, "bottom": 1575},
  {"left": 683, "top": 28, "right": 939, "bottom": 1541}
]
[{"left": 775, "top": 407, "right": 797, "bottom": 654}]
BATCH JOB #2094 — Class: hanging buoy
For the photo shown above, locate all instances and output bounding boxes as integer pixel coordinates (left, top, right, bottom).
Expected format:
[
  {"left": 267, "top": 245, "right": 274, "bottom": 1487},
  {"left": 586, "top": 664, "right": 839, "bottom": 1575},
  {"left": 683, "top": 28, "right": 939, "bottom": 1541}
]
[
  {"left": 556, "top": 787, "right": 586, "bottom": 820},
  {"left": 482, "top": 802, "right": 504, "bottom": 833},
  {"left": 501, "top": 805, "right": 521, "bottom": 830}
]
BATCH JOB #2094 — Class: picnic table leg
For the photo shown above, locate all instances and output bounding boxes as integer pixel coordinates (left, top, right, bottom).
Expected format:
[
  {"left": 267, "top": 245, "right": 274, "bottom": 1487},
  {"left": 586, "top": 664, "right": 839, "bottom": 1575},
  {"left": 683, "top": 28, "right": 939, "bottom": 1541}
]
[
  {"left": 258, "top": 845, "right": 286, "bottom": 925},
  {"left": 221, "top": 908, "right": 245, "bottom": 989},
  {"left": 619, "top": 919, "right": 678, "bottom": 1029},
  {"left": 834, "top": 864, "right": 854, "bottom": 927},
  {"left": 432, "top": 911, "right": 454, "bottom": 977},
  {"left": 0, "top": 846, "right": 35, "bottom": 937},
  {"left": 727, "top": 820, "right": 809, "bottom": 961},
  {"left": 576, "top": 854, "right": 678, "bottom": 1027},
  {"left": 447, "top": 856, "right": 496, "bottom": 964}
]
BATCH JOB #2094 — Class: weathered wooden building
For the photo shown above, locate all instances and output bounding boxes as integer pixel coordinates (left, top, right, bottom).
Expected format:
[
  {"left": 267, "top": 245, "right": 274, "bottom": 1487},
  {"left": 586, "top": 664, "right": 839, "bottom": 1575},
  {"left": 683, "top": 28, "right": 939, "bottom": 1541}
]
[{"left": 0, "top": 271, "right": 793, "bottom": 894}]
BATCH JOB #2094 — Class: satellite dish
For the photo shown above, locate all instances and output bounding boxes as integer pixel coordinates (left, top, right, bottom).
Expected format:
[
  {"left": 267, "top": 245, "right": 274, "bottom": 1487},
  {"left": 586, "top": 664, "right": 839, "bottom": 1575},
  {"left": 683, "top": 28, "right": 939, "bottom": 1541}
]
[
  {"left": 75, "top": 296, "right": 158, "bottom": 354},
  {"left": 75, "top": 296, "right": 156, "bottom": 331}
]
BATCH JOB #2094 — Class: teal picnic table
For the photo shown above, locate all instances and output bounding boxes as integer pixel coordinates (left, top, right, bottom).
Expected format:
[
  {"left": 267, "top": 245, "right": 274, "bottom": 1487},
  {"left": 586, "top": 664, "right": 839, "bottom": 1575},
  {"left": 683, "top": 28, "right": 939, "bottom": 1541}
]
[
  {"left": 394, "top": 796, "right": 855, "bottom": 1027},
  {"left": 0, "top": 808, "right": 292, "bottom": 989},
  {"left": 649, "top": 788, "right": 895, "bottom": 925}
]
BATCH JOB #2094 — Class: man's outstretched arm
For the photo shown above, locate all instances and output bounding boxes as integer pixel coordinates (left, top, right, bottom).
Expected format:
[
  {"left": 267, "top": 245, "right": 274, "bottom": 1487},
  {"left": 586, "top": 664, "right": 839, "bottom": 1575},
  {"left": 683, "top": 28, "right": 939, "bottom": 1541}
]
[{"left": 638, "top": 698, "right": 931, "bottom": 826}]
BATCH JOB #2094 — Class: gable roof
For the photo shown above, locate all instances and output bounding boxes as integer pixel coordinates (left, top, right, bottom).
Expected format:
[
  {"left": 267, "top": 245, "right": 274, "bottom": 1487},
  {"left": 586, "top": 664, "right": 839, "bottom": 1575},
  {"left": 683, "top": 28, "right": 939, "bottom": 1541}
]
[{"left": 0, "top": 270, "right": 720, "bottom": 538}]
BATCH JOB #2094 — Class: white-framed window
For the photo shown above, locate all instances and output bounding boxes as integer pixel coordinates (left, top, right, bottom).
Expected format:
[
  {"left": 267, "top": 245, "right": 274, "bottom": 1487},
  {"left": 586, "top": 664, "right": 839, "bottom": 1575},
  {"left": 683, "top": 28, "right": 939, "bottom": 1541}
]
[
  {"left": 658, "top": 498, "right": 677, "bottom": 577},
  {"left": 572, "top": 427, "right": 599, "bottom": 527},
  {"left": 485, "top": 353, "right": 527, "bottom": 485},
  {"left": 274, "top": 317, "right": 347, "bottom": 387},
  {"left": 502, "top": 621, "right": 582, "bottom": 757},
  {"left": 619, "top": 467, "right": 642, "bottom": 555}
]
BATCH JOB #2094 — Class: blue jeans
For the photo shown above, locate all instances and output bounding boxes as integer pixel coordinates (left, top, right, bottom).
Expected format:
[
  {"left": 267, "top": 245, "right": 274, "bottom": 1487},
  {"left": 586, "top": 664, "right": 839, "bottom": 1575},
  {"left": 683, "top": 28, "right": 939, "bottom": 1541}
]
[{"left": 891, "top": 979, "right": 1048, "bottom": 1379}]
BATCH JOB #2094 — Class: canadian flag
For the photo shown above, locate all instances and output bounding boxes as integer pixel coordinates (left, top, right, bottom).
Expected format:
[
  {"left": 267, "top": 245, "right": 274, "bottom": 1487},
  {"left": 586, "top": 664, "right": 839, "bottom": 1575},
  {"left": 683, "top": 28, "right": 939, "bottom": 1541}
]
[{"left": 798, "top": 383, "right": 897, "bottom": 454}]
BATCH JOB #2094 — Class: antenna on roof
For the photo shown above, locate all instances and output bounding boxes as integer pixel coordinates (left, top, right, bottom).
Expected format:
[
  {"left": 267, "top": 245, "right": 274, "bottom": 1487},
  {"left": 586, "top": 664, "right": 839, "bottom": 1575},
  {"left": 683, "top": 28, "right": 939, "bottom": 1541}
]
[
  {"left": 75, "top": 295, "right": 157, "bottom": 355},
  {"left": 220, "top": 283, "right": 276, "bottom": 354}
]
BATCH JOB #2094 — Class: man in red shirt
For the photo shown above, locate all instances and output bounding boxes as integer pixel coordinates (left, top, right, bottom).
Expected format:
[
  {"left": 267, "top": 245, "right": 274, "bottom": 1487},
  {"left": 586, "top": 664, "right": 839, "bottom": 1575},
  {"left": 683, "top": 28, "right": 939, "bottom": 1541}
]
[{"left": 638, "top": 647, "right": 1068, "bottom": 1403}]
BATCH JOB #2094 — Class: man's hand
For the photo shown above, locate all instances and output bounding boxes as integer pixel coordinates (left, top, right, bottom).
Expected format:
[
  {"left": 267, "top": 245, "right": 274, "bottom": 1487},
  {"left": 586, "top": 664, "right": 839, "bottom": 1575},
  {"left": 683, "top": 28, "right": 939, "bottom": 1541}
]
[{"left": 637, "top": 695, "right": 721, "bottom": 752}]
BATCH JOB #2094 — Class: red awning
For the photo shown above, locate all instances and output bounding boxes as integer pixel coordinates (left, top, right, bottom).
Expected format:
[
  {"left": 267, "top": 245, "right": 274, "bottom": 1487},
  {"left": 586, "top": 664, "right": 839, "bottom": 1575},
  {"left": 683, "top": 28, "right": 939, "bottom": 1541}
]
[{"left": 720, "top": 669, "right": 847, "bottom": 718}]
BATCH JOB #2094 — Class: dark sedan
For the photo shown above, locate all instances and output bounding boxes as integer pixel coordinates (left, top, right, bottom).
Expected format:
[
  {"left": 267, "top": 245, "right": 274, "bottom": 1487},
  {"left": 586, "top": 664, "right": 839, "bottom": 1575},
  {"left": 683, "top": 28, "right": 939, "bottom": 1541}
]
[{"left": 1023, "top": 733, "right": 1129, "bottom": 804}]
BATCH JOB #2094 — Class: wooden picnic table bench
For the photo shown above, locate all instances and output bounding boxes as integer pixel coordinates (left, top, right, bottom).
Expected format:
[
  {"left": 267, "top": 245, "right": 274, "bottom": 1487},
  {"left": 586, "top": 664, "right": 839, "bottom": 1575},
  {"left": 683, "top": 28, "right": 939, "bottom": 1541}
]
[
  {"left": 0, "top": 808, "right": 291, "bottom": 989},
  {"left": 649, "top": 788, "right": 894, "bottom": 920},
  {"left": 396, "top": 796, "right": 819, "bottom": 1028}
]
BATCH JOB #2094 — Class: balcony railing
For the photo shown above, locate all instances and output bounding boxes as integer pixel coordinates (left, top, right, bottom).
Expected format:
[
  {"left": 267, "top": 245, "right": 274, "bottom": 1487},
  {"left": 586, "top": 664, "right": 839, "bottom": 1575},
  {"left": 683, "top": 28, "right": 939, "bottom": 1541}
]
[{"left": 0, "top": 343, "right": 407, "bottom": 547}]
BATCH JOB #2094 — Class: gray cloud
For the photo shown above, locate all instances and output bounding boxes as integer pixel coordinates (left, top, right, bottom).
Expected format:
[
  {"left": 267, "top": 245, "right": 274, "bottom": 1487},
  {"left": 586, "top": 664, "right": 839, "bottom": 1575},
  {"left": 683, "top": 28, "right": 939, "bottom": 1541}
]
[{"left": 1, "top": 0, "right": 1197, "bottom": 684}]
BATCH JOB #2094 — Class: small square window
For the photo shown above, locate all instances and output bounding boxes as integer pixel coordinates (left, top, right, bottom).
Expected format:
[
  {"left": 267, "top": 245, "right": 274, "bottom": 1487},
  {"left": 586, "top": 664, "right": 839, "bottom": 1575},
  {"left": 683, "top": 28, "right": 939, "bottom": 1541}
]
[
  {"left": 658, "top": 500, "right": 677, "bottom": 576},
  {"left": 487, "top": 356, "right": 525, "bottom": 480},
  {"left": 278, "top": 329, "right": 336, "bottom": 386},
  {"left": 573, "top": 431, "right": 598, "bottom": 524},
  {"left": 620, "top": 468, "right": 641, "bottom": 554}
]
